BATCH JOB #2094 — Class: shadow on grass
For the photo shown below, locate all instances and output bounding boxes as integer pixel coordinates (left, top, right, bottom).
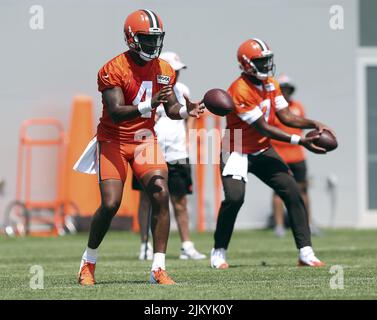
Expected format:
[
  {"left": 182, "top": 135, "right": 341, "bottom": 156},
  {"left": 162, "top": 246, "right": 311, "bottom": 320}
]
[
  {"left": 228, "top": 264, "right": 245, "bottom": 269},
  {"left": 226, "top": 262, "right": 293, "bottom": 268},
  {"left": 94, "top": 279, "right": 147, "bottom": 285}
]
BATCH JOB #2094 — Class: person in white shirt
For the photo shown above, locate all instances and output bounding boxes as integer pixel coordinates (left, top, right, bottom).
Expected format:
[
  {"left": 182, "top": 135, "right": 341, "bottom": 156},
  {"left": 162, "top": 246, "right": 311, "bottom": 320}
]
[{"left": 133, "top": 51, "right": 206, "bottom": 260}]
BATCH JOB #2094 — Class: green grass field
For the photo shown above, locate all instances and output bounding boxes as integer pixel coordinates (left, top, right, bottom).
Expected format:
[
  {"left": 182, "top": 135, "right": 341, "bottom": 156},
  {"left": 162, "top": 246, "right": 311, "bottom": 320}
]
[{"left": 0, "top": 229, "right": 376, "bottom": 299}]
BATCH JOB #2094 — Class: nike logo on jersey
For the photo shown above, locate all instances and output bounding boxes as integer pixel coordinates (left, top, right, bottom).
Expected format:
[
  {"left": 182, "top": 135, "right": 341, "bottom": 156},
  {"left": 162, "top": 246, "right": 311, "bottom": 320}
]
[
  {"left": 103, "top": 74, "right": 109, "bottom": 79},
  {"left": 157, "top": 75, "right": 171, "bottom": 85}
]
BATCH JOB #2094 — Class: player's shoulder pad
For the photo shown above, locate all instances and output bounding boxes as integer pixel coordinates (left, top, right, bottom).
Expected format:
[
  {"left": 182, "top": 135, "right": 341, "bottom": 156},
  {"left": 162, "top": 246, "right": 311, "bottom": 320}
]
[
  {"left": 228, "top": 76, "right": 244, "bottom": 91},
  {"left": 99, "top": 52, "right": 128, "bottom": 75},
  {"left": 97, "top": 52, "right": 129, "bottom": 91},
  {"left": 229, "top": 76, "right": 254, "bottom": 98},
  {"left": 158, "top": 58, "right": 175, "bottom": 76},
  {"left": 156, "top": 58, "right": 176, "bottom": 85}
]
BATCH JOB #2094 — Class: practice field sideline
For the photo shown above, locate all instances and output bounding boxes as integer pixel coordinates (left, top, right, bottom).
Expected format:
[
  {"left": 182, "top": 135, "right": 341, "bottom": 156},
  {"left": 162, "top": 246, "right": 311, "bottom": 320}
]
[{"left": 0, "top": 230, "right": 376, "bottom": 299}]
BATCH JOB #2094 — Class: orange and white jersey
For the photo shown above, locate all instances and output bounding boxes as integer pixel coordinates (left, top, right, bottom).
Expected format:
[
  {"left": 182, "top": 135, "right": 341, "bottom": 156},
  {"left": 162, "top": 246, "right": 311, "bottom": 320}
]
[
  {"left": 271, "top": 100, "right": 306, "bottom": 163},
  {"left": 97, "top": 51, "right": 176, "bottom": 143},
  {"left": 224, "top": 74, "right": 288, "bottom": 154}
]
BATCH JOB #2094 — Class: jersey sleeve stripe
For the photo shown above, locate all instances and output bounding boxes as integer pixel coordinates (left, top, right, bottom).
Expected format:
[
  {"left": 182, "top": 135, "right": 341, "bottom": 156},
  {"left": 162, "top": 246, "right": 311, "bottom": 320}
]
[
  {"left": 275, "top": 95, "right": 289, "bottom": 111},
  {"left": 237, "top": 108, "right": 263, "bottom": 124}
]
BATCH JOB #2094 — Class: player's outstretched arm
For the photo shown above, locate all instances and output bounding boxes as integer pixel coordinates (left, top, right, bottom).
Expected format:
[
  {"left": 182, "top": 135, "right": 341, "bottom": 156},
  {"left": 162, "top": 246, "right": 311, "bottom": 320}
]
[
  {"left": 163, "top": 87, "right": 204, "bottom": 120},
  {"left": 103, "top": 86, "right": 171, "bottom": 123},
  {"left": 276, "top": 107, "right": 336, "bottom": 136},
  {"left": 163, "top": 85, "right": 184, "bottom": 120},
  {"left": 184, "top": 95, "right": 205, "bottom": 119},
  {"left": 252, "top": 116, "right": 327, "bottom": 154}
]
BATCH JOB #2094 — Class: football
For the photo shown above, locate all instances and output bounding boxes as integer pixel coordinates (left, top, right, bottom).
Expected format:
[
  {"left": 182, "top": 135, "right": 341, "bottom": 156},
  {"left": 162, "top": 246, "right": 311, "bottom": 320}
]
[
  {"left": 203, "top": 88, "right": 235, "bottom": 116},
  {"left": 305, "top": 129, "right": 338, "bottom": 151}
]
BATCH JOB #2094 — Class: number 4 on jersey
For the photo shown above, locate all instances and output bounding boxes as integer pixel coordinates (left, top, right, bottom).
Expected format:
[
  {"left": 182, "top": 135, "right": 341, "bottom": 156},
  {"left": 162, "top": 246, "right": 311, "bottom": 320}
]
[
  {"left": 133, "top": 81, "right": 153, "bottom": 118},
  {"left": 260, "top": 99, "right": 271, "bottom": 122}
]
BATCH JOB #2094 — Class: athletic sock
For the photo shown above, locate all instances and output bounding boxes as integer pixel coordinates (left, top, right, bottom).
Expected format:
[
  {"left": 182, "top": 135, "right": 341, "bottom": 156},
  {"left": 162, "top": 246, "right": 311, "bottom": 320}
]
[
  {"left": 151, "top": 253, "right": 166, "bottom": 271},
  {"left": 212, "top": 248, "right": 226, "bottom": 257},
  {"left": 181, "top": 241, "right": 194, "bottom": 251},
  {"left": 299, "top": 246, "right": 314, "bottom": 258},
  {"left": 81, "top": 247, "right": 98, "bottom": 267}
]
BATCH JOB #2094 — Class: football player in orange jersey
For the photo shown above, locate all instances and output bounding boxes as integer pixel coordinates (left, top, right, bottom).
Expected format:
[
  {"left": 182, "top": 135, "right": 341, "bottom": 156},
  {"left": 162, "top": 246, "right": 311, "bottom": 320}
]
[
  {"left": 211, "top": 38, "right": 335, "bottom": 269},
  {"left": 134, "top": 51, "right": 206, "bottom": 261},
  {"left": 77, "top": 9, "right": 204, "bottom": 285},
  {"left": 271, "top": 75, "right": 320, "bottom": 237}
]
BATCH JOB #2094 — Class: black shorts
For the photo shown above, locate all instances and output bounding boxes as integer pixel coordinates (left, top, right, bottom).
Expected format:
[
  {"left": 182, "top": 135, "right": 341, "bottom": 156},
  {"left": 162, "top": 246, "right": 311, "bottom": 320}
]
[
  {"left": 132, "top": 158, "right": 193, "bottom": 197},
  {"left": 287, "top": 160, "right": 307, "bottom": 183}
]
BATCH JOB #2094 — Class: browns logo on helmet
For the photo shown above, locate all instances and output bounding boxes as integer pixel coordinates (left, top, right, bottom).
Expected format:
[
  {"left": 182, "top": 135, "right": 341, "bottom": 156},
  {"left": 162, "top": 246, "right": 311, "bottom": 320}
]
[
  {"left": 124, "top": 9, "right": 165, "bottom": 61},
  {"left": 237, "top": 38, "right": 275, "bottom": 80}
]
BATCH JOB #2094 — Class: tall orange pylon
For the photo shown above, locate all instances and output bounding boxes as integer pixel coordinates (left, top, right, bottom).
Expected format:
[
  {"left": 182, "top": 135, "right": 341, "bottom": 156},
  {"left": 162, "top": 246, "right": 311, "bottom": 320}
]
[
  {"left": 194, "top": 112, "right": 223, "bottom": 232},
  {"left": 213, "top": 115, "right": 222, "bottom": 219},
  {"left": 195, "top": 112, "right": 208, "bottom": 232},
  {"left": 63, "top": 95, "right": 100, "bottom": 216}
]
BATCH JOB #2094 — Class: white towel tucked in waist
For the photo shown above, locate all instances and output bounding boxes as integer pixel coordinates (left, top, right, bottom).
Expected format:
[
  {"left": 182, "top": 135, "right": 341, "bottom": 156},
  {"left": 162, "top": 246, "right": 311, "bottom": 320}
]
[
  {"left": 222, "top": 151, "right": 248, "bottom": 182},
  {"left": 73, "top": 136, "right": 98, "bottom": 174}
]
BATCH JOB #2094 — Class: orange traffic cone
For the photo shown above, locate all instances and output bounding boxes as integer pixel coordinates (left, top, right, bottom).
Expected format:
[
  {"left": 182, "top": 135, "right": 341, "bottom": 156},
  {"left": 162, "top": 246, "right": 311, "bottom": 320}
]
[{"left": 63, "top": 95, "right": 100, "bottom": 216}]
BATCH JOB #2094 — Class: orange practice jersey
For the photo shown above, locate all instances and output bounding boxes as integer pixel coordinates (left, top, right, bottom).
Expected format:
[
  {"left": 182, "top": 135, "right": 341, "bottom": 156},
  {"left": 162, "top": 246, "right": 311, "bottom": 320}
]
[
  {"left": 224, "top": 74, "right": 288, "bottom": 154},
  {"left": 271, "top": 100, "right": 306, "bottom": 163},
  {"left": 97, "top": 51, "right": 176, "bottom": 143}
]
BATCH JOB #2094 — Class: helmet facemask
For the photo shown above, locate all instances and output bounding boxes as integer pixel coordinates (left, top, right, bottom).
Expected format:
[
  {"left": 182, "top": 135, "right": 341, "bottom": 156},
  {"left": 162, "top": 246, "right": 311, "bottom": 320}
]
[
  {"left": 252, "top": 55, "right": 275, "bottom": 79},
  {"left": 127, "top": 31, "right": 165, "bottom": 62},
  {"left": 243, "top": 54, "right": 275, "bottom": 80}
]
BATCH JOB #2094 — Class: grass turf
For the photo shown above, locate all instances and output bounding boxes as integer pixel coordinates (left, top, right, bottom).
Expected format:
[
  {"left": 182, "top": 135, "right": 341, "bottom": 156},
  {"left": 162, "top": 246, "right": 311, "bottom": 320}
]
[{"left": 0, "top": 229, "right": 376, "bottom": 299}]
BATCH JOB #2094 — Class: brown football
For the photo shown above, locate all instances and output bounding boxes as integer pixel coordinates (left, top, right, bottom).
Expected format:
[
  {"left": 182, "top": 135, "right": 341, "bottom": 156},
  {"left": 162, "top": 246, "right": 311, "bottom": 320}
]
[
  {"left": 306, "top": 129, "right": 338, "bottom": 151},
  {"left": 203, "top": 88, "right": 235, "bottom": 116}
]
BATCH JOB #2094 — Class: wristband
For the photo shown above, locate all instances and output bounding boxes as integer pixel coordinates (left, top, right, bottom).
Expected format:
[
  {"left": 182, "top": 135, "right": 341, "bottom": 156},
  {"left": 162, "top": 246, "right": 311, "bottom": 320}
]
[
  {"left": 138, "top": 101, "right": 152, "bottom": 115},
  {"left": 179, "top": 106, "right": 189, "bottom": 119},
  {"left": 290, "top": 134, "right": 301, "bottom": 145}
]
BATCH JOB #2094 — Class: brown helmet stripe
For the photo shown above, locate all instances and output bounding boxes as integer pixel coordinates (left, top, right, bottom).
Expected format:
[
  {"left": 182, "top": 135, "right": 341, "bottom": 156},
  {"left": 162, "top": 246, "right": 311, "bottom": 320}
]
[
  {"left": 142, "top": 9, "right": 160, "bottom": 29},
  {"left": 253, "top": 38, "right": 268, "bottom": 51}
]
